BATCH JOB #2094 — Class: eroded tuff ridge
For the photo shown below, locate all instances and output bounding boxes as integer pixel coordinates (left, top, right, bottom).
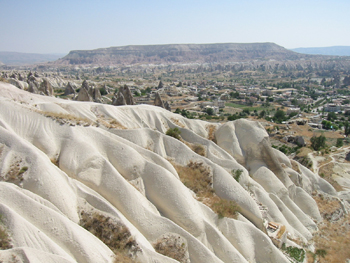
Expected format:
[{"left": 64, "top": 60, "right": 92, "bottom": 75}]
[{"left": 0, "top": 82, "right": 347, "bottom": 263}]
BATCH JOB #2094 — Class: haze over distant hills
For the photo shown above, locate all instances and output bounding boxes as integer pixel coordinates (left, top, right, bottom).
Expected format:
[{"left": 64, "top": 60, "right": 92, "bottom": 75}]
[
  {"left": 53, "top": 43, "right": 312, "bottom": 66},
  {"left": 0, "top": 52, "right": 65, "bottom": 66},
  {"left": 291, "top": 46, "right": 350, "bottom": 56}
]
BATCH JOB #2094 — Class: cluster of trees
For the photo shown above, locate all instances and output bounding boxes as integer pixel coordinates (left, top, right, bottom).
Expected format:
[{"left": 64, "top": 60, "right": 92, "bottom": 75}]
[{"left": 321, "top": 112, "right": 350, "bottom": 133}]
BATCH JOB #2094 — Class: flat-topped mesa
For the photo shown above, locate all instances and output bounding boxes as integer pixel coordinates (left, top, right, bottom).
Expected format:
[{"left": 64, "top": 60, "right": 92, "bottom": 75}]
[{"left": 54, "top": 42, "right": 311, "bottom": 66}]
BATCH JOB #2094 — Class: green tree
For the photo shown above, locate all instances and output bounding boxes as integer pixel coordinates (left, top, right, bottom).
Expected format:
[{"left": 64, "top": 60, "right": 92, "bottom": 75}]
[
  {"left": 166, "top": 128, "right": 181, "bottom": 140},
  {"left": 99, "top": 87, "right": 108, "bottom": 95},
  {"left": 274, "top": 110, "right": 286, "bottom": 123},
  {"left": 344, "top": 121, "right": 350, "bottom": 136},
  {"left": 259, "top": 110, "right": 266, "bottom": 119},
  {"left": 230, "top": 91, "right": 239, "bottom": 98},
  {"left": 336, "top": 138, "right": 343, "bottom": 148},
  {"left": 242, "top": 108, "right": 250, "bottom": 115},
  {"left": 310, "top": 135, "right": 326, "bottom": 151},
  {"left": 322, "top": 120, "right": 332, "bottom": 130},
  {"left": 327, "top": 112, "right": 337, "bottom": 121},
  {"left": 206, "top": 108, "right": 214, "bottom": 116}
]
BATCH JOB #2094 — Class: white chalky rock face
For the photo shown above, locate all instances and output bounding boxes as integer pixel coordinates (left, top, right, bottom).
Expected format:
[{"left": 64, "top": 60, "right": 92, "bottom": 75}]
[{"left": 0, "top": 82, "right": 337, "bottom": 262}]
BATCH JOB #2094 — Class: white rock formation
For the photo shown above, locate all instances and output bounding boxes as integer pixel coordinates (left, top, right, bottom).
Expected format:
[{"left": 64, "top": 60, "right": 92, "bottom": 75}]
[{"left": 0, "top": 82, "right": 340, "bottom": 262}]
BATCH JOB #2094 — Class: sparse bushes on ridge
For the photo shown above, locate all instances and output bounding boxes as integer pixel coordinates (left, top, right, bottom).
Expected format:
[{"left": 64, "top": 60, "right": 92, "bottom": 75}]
[
  {"left": 0, "top": 215, "right": 12, "bottom": 250},
  {"left": 206, "top": 125, "right": 217, "bottom": 143},
  {"left": 166, "top": 127, "right": 181, "bottom": 140},
  {"left": 175, "top": 161, "right": 212, "bottom": 195},
  {"left": 191, "top": 143, "right": 206, "bottom": 156},
  {"left": 2, "top": 162, "right": 27, "bottom": 183},
  {"left": 212, "top": 198, "right": 240, "bottom": 219},
  {"left": 153, "top": 234, "right": 189, "bottom": 263},
  {"left": 38, "top": 110, "right": 93, "bottom": 126},
  {"left": 79, "top": 211, "right": 139, "bottom": 262},
  {"left": 173, "top": 161, "right": 240, "bottom": 219},
  {"left": 182, "top": 141, "right": 206, "bottom": 156}
]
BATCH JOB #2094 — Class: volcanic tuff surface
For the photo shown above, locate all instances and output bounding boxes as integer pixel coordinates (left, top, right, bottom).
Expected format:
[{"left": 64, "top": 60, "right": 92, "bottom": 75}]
[
  {"left": 0, "top": 82, "right": 346, "bottom": 262},
  {"left": 54, "top": 43, "right": 312, "bottom": 66}
]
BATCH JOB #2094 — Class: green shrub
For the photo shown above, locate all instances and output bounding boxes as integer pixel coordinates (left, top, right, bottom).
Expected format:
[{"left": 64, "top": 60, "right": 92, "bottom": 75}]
[
  {"left": 316, "top": 249, "right": 327, "bottom": 258},
  {"left": 232, "top": 169, "right": 243, "bottom": 182},
  {"left": 100, "top": 87, "right": 108, "bottom": 95},
  {"left": 166, "top": 127, "right": 181, "bottom": 140},
  {"left": 18, "top": 166, "right": 28, "bottom": 175},
  {"left": 282, "top": 245, "right": 305, "bottom": 262}
]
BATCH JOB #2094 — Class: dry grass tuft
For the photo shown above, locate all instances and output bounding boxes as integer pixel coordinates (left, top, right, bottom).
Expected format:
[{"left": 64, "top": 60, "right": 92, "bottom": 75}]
[
  {"left": 2, "top": 162, "right": 27, "bottom": 184},
  {"left": 174, "top": 161, "right": 212, "bottom": 195},
  {"left": 113, "top": 253, "right": 135, "bottom": 263},
  {"left": 206, "top": 125, "right": 217, "bottom": 143},
  {"left": 211, "top": 197, "right": 240, "bottom": 219},
  {"left": 172, "top": 161, "right": 239, "bottom": 219},
  {"left": 290, "top": 160, "right": 301, "bottom": 173},
  {"left": 171, "top": 118, "right": 185, "bottom": 128},
  {"left": 0, "top": 215, "right": 12, "bottom": 250},
  {"left": 50, "top": 158, "right": 59, "bottom": 167},
  {"left": 312, "top": 194, "right": 350, "bottom": 262},
  {"left": 99, "top": 119, "right": 127, "bottom": 129},
  {"left": 191, "top": 143, "right": 206, "bottom": 157},
  {"left": 80, "top": 211, "right": 139, "bottom": 262},
  {"left": 108, "top": 119, "right": 127, "bottom": 129},
  {"left": 276, "top": 225, "right": 286, "bottom": 240},
  {"left": 153, "top": 234, "right": 189, "bottom": 263},
  {"left": 181, "top": 140, "right": 206, "bottom": 157},
  {"left": 38, "top": 110, "right": 94, "bottom": 126}
]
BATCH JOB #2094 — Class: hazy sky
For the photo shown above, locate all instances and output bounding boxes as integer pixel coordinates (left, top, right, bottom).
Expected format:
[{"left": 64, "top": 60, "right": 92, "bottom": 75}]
[{"left": 1, "top": 0, "right": 349, "bottom": 54}]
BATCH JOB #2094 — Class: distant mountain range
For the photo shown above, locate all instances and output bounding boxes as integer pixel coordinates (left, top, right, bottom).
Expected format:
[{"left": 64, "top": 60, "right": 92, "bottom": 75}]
[
  {"left": 291, "top": 46, "right": 350, "bottom": 56},
  {"left": 53, "top": 43, "right": 312, "bottom": 66},
  {"left": 0, "top": 52, "right": 65, "bottom": 66}
]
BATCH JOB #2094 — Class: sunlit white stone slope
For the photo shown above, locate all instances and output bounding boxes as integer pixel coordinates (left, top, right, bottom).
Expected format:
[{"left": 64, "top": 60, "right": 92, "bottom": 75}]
[{"left": 0, "top": 82, "right": 337, "bottom": 262}]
